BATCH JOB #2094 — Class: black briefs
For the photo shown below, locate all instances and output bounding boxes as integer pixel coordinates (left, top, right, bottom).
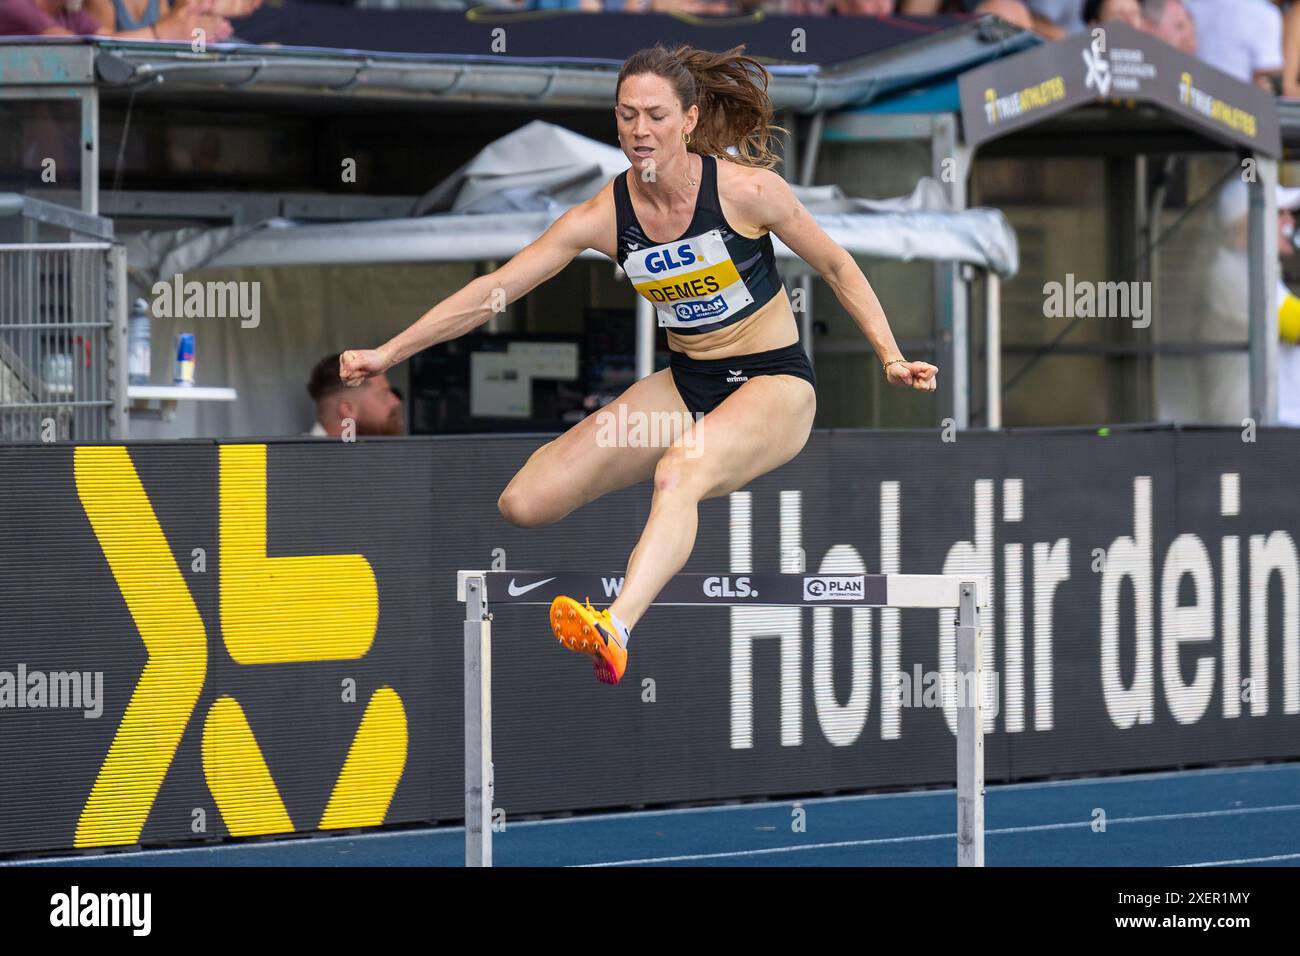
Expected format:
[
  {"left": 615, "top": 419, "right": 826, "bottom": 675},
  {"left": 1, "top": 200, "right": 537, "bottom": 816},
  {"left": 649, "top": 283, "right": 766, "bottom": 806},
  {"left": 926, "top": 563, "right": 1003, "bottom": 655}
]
[{"left": 668, "top": 342, "right": 816, "bottom": 417}]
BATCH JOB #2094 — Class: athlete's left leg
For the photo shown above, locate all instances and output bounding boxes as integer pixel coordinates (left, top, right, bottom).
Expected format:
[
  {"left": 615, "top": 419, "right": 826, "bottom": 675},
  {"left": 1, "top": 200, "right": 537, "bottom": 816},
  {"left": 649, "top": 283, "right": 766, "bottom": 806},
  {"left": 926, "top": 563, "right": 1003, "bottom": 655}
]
[{"left": 609, "top": 372, "right": 817, "bottom": 630}]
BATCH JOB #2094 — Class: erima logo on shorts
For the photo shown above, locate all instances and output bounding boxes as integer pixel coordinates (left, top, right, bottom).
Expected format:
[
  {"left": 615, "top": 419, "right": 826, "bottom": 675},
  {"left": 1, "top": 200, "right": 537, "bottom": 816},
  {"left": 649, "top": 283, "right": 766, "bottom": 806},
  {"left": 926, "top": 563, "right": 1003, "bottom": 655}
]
[
  {"left": 726, "top": 369, "right": 747, "bottom": 383},
  {"left": 803, "top": 576, "right": 865, "bottom": 601},
  {"left": 674, "top": 294, "right": 729, "bottom": 321}
]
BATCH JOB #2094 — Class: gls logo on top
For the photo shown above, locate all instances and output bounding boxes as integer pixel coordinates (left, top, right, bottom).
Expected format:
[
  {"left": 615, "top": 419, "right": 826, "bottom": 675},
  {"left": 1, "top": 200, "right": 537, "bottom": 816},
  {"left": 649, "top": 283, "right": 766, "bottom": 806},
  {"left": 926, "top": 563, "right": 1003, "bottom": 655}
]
[
  {"left": 645, "top": 244, "right": 698, "bottom": 273},
  {"left": 803, "top": 576, "right": 865, "bottom": 601}
]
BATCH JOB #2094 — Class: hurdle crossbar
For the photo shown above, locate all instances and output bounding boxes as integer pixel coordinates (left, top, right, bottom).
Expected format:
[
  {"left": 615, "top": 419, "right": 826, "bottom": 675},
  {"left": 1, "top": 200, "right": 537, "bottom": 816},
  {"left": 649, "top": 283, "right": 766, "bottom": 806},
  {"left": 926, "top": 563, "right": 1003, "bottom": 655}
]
[{"left": 457, "top": 570, "right": 988, "bottom": 867}]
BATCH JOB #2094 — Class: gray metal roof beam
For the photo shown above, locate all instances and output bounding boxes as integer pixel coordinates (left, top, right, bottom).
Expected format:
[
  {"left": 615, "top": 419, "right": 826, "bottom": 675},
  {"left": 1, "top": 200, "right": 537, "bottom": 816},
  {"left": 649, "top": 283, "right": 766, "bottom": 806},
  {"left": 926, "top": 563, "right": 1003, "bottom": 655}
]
[{"left": 81, "top": 16, "right": 1032, "bottom": 113}]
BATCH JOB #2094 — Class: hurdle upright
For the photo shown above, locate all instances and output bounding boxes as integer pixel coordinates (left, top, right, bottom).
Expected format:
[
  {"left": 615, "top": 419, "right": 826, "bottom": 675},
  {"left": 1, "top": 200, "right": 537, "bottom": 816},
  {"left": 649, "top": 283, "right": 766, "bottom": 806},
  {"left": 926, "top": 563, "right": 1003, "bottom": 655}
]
[{"left": 457, "top": 570, "right": 989, "bottom": 867}]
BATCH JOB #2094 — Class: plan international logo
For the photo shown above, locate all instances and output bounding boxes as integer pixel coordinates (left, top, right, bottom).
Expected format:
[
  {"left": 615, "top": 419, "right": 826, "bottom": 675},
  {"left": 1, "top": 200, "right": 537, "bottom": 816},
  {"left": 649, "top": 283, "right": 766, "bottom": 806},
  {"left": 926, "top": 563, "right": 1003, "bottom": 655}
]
[{"left": 674, "top": 294, "right": 728, "bottom": 321}]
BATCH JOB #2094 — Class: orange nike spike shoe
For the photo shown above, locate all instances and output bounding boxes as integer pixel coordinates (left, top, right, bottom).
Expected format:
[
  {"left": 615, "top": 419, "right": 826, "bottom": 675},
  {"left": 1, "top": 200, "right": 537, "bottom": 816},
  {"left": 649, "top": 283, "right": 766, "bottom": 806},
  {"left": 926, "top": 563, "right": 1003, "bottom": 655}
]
[{"left": 549, "top": 596, "right": 628, "bottom": 685}]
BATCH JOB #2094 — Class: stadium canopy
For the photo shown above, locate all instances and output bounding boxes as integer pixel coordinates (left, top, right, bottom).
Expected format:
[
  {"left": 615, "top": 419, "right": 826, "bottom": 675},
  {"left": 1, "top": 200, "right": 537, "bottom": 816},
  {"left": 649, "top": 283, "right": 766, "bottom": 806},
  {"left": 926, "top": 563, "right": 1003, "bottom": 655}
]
[
  {"left": 122, "top": 120, "right": 1019, "bottom": 379},
  {"left": 949, "top": 22, "right": 1283, "bottom": 427},
  {"left": 79, "top": 7, "right": 1032, "bottom": 111}
]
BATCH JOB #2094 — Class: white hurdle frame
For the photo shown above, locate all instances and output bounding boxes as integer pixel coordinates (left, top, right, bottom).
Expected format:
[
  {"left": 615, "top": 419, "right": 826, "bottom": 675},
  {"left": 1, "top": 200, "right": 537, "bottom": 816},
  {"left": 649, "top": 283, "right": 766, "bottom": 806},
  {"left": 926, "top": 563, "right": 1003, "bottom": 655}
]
[{"left": 457, "top": 570, "right": 988, "bottom": 867}]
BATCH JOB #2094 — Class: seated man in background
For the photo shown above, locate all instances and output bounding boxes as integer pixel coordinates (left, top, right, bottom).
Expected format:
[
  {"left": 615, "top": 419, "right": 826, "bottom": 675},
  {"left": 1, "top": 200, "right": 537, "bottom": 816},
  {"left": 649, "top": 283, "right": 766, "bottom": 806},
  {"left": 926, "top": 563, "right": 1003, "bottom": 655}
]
[{"left": 306, "top": 352, "right": 405, "bottom": 437}]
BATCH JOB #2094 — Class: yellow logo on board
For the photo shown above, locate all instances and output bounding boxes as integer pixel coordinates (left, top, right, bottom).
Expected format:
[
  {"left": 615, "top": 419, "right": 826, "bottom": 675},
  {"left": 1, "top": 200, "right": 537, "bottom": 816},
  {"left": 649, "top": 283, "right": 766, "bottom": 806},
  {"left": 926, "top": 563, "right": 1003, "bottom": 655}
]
[{"left": 73, "top": 445, "right": 407, "bottom": 847}]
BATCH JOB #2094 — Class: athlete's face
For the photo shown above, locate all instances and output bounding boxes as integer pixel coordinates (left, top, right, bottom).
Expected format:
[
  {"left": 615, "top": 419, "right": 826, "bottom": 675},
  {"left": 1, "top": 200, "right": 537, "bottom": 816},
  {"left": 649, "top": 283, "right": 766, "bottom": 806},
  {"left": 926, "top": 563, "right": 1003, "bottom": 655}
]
[{"left": 615, "top": 73, "right": 698, "bottom": 178}]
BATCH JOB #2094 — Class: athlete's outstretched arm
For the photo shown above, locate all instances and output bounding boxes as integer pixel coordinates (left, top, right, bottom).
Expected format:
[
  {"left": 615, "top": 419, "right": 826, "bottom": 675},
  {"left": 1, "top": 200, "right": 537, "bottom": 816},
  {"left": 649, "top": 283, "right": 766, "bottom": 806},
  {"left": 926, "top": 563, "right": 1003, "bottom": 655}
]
[
  {"left": 749, "top": 169, "right": 937, "bottom": 392},
  {"left": 339, "top": 197, "right": 605, "bottom": 384}
]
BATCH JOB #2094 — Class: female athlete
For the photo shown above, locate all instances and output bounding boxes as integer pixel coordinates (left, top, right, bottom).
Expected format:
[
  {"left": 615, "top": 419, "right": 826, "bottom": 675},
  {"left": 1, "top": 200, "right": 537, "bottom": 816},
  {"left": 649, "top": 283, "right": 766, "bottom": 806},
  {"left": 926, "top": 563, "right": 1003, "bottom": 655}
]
[{"left": 340, "top": 43, "right": 938, "bottom": 686}]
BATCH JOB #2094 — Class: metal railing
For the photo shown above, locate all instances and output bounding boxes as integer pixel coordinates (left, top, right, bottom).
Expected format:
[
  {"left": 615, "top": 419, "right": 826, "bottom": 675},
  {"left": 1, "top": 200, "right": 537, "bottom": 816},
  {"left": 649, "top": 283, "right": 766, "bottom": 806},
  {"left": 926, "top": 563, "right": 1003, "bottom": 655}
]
[{"left": 0, "top": 242, "right": 127, "bottom": 442}]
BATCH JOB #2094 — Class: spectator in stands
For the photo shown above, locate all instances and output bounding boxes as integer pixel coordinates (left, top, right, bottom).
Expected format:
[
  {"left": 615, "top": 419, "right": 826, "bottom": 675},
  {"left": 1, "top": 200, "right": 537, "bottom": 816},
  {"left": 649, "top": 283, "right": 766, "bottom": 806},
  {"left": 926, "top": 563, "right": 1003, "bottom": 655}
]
[
  {"left": 1182, "top": 0, "right": 1282, "bottom": 90},
  {"left": 1082, "top": 0, "right": 1141, "bottom": 28},
  {"left": 764, "top": 0, "right": 896, "bottom": 12},
  {"left": 973, "top": 0, "right": 1034, "bottom": 28},
  {"left": 830, "top": 0, "right": 895, "bottom": 12},
  {"left": 593, "top": 0, "right": 771, "bottom": 10},
  {"left": 1022, "top": 0, "right": 1085, "bottom": 38},
  {"left": 1140, "top": 0, "right": 1196, "bottom": 55},
  {"left": 764, "top": 0, "right": 835, "bottom": 13},
  {"left": 0, "top": 0, "right": 247, "bottom": 40},
  {"left": 899, "top": 0, "right": 1034, "bottom": 31},
  {"left": 1282, "top": 1, "right": 1300, "bottom": 97},
  {"left": 81, "top": 0, "right": 258, "bottom": 41},
  {"left": 528, "top": 0, "right": 631, "bottom": 9},
  {"left": 0, "top": 0, "right": 101, "bottom": 36},
  {"left": 307, "top": 352, "right": 404, "bottom": 437},
  {"left": 1200, "top": 179, "right": 1300, "bottom": 426}
]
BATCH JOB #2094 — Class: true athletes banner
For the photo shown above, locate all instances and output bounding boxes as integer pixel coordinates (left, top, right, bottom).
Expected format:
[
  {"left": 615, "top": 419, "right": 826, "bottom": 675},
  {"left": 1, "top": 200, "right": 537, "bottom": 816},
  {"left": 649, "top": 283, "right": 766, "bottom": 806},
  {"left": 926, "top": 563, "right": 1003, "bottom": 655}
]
[
  {"left": 959, "top": 22, "right": 1280, "bottom": 157},
  {"left": 1, "top": 427, "right": 1298, "bottom": 858}
]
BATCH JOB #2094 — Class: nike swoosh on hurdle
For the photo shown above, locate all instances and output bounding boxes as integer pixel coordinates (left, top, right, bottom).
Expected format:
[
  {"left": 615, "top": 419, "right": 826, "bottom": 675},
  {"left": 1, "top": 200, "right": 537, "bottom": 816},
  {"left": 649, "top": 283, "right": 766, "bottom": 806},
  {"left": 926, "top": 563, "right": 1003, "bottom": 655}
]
[{"left": 507, "top": 577, "right": 557, "bottom": 596}]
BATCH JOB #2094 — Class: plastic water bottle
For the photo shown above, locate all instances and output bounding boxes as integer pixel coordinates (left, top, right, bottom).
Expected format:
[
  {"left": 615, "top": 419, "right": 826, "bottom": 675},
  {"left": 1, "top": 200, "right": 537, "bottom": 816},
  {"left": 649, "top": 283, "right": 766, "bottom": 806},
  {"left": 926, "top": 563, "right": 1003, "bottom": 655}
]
[{"left": 128, "top": 298, "right": 151, "bottom": 385}]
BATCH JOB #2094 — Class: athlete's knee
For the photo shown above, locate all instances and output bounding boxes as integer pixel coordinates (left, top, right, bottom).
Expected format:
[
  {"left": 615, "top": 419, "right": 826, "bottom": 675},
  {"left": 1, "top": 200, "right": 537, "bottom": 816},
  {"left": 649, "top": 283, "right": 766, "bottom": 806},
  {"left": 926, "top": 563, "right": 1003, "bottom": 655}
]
[
  {"left": 653, "top": 446, "right": 705, "bottom": 498},
  {"left": 497, "top": 487, "right": 551, "bottom": 528}
]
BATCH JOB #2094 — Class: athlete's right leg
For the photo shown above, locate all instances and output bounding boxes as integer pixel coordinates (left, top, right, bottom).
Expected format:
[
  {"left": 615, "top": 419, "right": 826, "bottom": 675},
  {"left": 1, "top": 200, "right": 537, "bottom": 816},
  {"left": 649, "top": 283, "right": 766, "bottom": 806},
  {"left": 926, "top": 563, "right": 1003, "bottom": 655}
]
[{"left": 497, "top": 367, "right": 691, "bottom": 528}]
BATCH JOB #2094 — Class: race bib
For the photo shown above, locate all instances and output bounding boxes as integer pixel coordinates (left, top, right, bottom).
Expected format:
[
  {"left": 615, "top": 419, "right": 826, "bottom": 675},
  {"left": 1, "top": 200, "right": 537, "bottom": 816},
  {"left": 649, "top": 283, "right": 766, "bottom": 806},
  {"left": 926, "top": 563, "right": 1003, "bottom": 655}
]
[{"left": 623, "top": 229, "right": 754, "bottom": 329}]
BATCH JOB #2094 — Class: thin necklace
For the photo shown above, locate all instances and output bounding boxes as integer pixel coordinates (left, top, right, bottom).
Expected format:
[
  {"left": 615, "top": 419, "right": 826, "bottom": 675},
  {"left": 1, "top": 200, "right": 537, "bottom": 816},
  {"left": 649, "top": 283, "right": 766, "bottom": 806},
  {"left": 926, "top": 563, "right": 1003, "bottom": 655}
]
[
  {"left": 636, "top": 154, "right": 697, "bottom": 199},
  {"left": 665, "top": 154, "right": 699, "bottom": 195}
]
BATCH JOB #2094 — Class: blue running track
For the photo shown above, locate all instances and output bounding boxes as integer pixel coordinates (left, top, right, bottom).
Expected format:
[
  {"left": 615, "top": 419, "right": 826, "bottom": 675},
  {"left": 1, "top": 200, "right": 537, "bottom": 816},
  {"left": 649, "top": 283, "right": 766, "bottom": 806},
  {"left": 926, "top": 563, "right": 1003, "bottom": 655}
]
[{"left": 5, "top": 763, "right": 1298, "bottom": 867}]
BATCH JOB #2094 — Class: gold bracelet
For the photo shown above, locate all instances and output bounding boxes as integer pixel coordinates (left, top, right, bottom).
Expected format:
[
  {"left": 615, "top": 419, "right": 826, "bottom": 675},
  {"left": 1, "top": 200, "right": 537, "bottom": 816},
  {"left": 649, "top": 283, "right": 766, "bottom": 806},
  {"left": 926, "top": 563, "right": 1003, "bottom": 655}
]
[{"left": 882, "top": 358, "right": 907, "bottom": 373}]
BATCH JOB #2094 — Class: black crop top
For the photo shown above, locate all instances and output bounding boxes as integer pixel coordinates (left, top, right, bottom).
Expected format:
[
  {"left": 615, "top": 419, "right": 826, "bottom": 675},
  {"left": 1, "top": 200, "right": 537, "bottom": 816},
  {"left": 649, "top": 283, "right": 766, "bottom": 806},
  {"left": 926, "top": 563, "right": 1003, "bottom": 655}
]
[{"left": 614, "top": 153, "right": 783, "bottom": 336}]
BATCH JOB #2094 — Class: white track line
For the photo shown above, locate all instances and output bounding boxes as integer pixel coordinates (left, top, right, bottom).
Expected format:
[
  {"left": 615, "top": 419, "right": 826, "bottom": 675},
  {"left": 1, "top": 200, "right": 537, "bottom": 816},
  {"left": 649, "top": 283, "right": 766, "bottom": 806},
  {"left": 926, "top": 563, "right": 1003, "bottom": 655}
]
[
  {"left": 577, "top": 803, "right": 1300, "bottom": 867},
  {"left": 1177, "top": 852, "right": 1300, "bottom": 867}
]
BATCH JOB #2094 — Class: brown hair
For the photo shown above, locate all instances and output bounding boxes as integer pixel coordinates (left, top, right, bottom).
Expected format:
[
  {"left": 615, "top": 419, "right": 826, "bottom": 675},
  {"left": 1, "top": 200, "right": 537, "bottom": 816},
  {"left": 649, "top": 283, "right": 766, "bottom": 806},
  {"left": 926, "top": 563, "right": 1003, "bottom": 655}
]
[
  {"left": 616, "top": 44, "right": 786, "bottom": 170},
  {"left": 307, "top": 352, "right": 347, "bottom": 404}
]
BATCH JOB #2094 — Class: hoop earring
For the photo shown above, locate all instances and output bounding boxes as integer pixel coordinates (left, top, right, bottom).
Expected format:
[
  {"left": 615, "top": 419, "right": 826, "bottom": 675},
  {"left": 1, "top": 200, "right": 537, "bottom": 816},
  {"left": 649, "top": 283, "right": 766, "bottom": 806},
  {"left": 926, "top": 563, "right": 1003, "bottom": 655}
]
[{"left": 683, "top": 130, "right": 692, "bottom": 145}]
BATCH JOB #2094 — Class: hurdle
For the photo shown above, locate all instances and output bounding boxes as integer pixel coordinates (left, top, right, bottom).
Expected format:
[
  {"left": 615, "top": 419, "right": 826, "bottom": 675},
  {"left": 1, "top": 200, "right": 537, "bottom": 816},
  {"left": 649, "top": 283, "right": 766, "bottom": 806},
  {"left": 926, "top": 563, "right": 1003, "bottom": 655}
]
[{"left": 456, "top": 570, "right": 989, "bottom": 867}]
